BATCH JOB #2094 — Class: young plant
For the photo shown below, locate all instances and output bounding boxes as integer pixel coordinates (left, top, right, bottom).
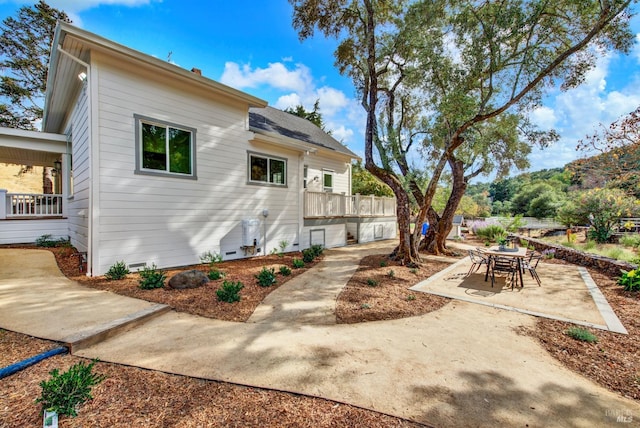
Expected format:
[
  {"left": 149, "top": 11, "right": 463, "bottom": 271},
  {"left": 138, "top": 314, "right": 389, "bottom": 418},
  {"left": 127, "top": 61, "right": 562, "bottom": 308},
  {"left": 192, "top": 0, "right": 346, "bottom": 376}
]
[
  {"left": 366, "top": 278, "right": 379, "bottom": 287},
  {"left": 36, "top": 360, "right": 106, "bottom": 417},
  {"left": 256, "top": 267, "right": 277, "bottom": 287},
  {"left": 302, "top": 248, "right": 316, "bottom": 263},
  {"left": 406, "top": 294, "right": 416, "bottom": 301},
  {"left": 216, "top": 280, "right": 244, "bottom": 303},
  {"left": 566, "top": 327, "right": 598, "bottom": 343},
  {"left": 618, "top": 269, "right": 640, "bottom": 292},
  {"left": 200, "top": 250, "right": 223, "bottom": 265},
  {"left": 279, "top": 265, "right": 292, "bottom": 276},
  {"left": 278, "top": 240, "right": 289, "bottom": 257},
  {"left": 208, "top": 266, "right": 226, "bottom": 280},
  {"left": 379, "top": 260, "right": 387, "bottom": 267},
  {"left": 292, "top": 258, "right": 305, "bottom": 269},
  {"left": 309, "top": 244, "right": 324, "bottom": 258},
  {"left": 387, "top": 269, "right": 395, "bottom": 278},
  {"left": 35, "top": 234, "right": 70, "bottom": 248},
  {"left": 541, "top": 249, "right": 556, "bottom": 259},
  {"left": 104, "top": 261, "right": 129, "bottom": 280},
  {"left": 138, "top": 264, "right": 166, "bottom": 289}
]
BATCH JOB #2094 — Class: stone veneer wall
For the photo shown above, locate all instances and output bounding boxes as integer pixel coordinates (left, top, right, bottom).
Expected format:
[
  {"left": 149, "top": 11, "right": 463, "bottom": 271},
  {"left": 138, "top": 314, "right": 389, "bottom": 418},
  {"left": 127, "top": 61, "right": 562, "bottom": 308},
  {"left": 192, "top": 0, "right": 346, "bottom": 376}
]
[{"left": 517, "top": 235, "right": 637, "bottom": 278}]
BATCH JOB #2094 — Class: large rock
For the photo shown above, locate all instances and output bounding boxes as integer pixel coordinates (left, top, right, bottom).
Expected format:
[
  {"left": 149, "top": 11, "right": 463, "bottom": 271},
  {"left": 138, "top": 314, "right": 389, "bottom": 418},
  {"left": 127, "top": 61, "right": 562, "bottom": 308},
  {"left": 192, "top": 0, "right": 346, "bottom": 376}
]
[{"left": 168, "top": 270, "right": 209, "bottom": 289}]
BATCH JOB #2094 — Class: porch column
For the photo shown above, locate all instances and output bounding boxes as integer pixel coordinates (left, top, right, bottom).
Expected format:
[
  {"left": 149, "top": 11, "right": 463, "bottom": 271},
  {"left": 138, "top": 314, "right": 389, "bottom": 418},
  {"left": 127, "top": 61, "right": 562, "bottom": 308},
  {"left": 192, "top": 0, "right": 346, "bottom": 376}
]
[{"left": 0, "top": 189, "right": 6, "bottom": 219}]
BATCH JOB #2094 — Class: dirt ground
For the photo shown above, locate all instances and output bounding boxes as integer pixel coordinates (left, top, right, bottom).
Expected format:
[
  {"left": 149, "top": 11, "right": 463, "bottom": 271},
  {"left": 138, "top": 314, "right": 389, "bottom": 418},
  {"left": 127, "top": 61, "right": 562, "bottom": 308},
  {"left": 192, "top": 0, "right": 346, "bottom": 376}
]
[{"left": 1, "top": 241, "right": 639, "bottom": 426}]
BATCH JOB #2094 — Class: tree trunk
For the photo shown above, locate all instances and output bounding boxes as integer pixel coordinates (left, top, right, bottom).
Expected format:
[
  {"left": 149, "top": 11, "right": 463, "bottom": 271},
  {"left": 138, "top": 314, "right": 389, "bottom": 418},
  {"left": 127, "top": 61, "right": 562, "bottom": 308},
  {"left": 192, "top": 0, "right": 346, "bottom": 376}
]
[{"left": 434, "top": 158, "right": 468, "bottom": 254}]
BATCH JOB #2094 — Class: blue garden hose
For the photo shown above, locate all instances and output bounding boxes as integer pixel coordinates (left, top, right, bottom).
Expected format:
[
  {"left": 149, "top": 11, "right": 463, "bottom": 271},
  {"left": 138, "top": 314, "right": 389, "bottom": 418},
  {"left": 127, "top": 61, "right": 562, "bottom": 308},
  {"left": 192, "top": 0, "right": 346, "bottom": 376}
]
[{"left": 0, "top": 346, "right": 68, "bottom": 379}]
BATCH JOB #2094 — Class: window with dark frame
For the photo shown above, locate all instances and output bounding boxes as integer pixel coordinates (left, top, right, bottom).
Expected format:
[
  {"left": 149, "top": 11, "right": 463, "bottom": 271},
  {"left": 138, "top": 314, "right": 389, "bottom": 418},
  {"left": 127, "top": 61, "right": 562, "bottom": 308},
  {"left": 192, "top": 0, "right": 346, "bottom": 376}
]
[
  {"left": 249, "top": 153, "right": 287, "bottom": 186},
  {"left": 135, "top": 115, "right": 196, "bottom": 178}
]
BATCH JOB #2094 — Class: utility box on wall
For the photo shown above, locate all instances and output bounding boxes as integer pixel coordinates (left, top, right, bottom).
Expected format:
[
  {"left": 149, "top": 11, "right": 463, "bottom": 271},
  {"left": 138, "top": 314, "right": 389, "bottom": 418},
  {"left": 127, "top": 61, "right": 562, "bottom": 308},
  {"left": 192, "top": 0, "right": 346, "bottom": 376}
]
[{"left": 242, "top": 219, "right": 261, "bottom": 249}]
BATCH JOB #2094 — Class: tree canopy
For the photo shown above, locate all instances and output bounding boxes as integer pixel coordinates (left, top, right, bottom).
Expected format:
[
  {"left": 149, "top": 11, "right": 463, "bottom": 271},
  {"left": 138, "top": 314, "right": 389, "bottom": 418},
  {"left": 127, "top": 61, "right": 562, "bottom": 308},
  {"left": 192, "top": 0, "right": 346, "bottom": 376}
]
[
  {"left": 290, "top": 0, "right": 636, "bottom": 263},
  {"left": 0, "top": 1, "right": 70, "bottom": 129}
]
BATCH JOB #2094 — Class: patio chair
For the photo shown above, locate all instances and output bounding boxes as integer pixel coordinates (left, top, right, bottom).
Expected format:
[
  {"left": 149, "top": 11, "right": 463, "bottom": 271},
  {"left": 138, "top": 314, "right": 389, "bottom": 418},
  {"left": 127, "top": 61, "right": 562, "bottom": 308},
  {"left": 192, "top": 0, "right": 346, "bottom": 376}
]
[
  {"left": 467, "top": 249, "right": 489, "bottom": 277},
  {"left": 489, "top": 256, "right": 518, "bottom": 289},
  {"left": 522, "top": 252, "right": 543, "bottom": 286}
]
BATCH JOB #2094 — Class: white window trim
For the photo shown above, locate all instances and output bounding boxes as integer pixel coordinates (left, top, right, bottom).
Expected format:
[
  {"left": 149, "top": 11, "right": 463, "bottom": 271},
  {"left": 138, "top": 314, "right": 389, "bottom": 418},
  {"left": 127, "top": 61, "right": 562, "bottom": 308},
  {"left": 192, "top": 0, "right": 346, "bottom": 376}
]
[
  {"left": 134, "top": 114, "right": 197, "bottom": 180},
  {"left": 247, "top": 151, "right": 288, "bottom": 187}
]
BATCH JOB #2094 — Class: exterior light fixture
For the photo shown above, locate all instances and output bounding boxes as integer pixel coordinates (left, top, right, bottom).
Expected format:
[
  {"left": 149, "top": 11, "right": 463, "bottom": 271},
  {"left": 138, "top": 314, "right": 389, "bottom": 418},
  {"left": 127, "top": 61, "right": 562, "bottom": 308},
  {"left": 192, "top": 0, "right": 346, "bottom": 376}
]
[{"left": 78, "top": 72, "right": 87, "bottom": 81}]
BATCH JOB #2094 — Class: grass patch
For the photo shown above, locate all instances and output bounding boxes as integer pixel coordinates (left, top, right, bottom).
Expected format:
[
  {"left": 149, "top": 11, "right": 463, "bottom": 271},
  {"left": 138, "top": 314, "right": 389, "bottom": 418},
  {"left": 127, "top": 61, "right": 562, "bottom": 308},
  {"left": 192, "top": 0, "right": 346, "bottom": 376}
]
[{"left": 566, "top": 327, "right": 598, "bottom": 343}]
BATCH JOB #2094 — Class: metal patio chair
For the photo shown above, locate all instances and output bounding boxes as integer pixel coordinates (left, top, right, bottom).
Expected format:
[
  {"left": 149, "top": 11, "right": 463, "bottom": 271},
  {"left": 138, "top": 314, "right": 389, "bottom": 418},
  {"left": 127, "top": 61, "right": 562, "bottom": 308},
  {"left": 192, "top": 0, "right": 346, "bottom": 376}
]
[
  {"left": 467, "top": 249, "right": 489, "bottom": 277},
  {"left": 522, "top": 252, "right": 543, "bottom": 286},
  {"left": 489, "top": 256, "right": 519, "bottom": 289}
]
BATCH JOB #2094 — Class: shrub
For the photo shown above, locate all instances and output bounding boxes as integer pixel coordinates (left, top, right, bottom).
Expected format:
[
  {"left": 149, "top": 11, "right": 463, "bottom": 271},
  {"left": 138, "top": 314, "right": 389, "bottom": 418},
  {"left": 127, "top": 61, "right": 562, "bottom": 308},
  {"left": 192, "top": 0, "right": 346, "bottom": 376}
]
[
  {"left": 200, "top": 251, "right": 223, "bottom": 265},
  {"left": 474, "top": 224, "right": 505, "bottom": 241},
  {"left": 208, "top": 267, "right": 226, "bottom": 280},
  {"left": 256, "top": 267, "right": 277, "bottom": 287},
  {"left": 387, "top": 269, "right": 395, "bottom": 278},
  {"left": 36, "top": 360, "right": 106, "bottom": 417},
  {"left": 279, "top": 265, "right": 292, "bottom": 276},
  {"left": 104, "top": 261, "right": 129, "bottom": 280},
  {"left": 216, "top": 280, "right": 244, "bottom": 303},
  {"left": 302, "top": 248, "right": 316, "bottom": 263},
  {"left": 541, "top": 249, "right": 555, "bottom": 259},
  {"left": 406, "top": 294, "right": 416, "bottom": 301},
  {"left": 138, "top": 264, "right": 166, "bottom": 289},
  {"left": 292, "top": 258, "right": 305, "bottom": 269},
  {"left": 566, "top": 327, "right": 598, "bottom": 343},
  {"left": 618, "top": 269, "right": 640, "bottom": 292},
  {"left": 309, "top": 244, "right": 324, "bottom": 257},
  {"left": 278, "top": 240, "right": 289, "bottom": 257},
  {"left": 379, "top": 260, "right": 387, "bottom": 267},
  {"left": 367, "top": 278, "right": 379, "bottom": 287},
  {"left": 35, "top": 234, "right": 70, "bottom": 248}
]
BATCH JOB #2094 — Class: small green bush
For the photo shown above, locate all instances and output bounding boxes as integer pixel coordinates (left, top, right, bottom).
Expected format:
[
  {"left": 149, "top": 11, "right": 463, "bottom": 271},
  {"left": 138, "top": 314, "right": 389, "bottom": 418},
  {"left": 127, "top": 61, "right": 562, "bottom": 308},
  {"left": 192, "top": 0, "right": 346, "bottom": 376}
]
[
  {"left": 367, "top": 278, "right": 379, "bottom": 287},
  {"left": 302, "top": 248, "right": 316, "bottom": 263},
  {"left": 387, "top": 269, "right": 395, "bottom": 278},
  {"left": 566, "top": 327, "right": 598, "bottom": 343},
  {"left": 208, "top": 267, "right": 226, "bottom": 280},
  {"left": 379, "top": 260, "right": 387, "bottom": 267},
  {"left": 618, "top": 269, "right": 640, "bottom": 292},
  {"left": 216, "top": 280, "right": 244, "bottom": 303},
  {"left": 409, "top": 267, "right": 418, "bottom": 275},
  {"left": 619, "top": 234, "right": 640, "bottom": 248},
  {"left": 104, "top": 261, "right": 129, "bottom": 280},
  {"left": 200, "top": 250, "right": 223, "bottom": 265},
  {"left": 309, "top": 244, "right": 324, "bottom": 258},
  {"left": 35, "top": 234, "right": 70, "bottom": 248},
  {"left": 138, "top": 264, "right": 166, "bottom": 289},
  {"left": 583, "top": 240, "right": 597, "bottom": 251},
  {"left": 406, "top": 294, "right": 416, "bottom": 301},
  {"left": 474, "top": 224, "right": 506, "bottom": 241},
  {"left": 256, "top": 267, "right": 277, "bottom": 287},
  {"left": 292, "top": 258, "right": 305, "bottom": 269},
  {"left": 279, "top": 265, "right": 292, "bottom": 276},
  {"left": 36, "top": 360, "right": 106, "bottom": 417}
]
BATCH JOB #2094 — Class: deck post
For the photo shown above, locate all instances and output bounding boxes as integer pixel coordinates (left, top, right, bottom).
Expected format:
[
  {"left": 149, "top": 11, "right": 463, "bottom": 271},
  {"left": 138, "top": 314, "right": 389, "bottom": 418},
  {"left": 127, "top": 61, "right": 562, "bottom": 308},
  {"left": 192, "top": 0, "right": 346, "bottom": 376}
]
[{"left": 0, "top": 189, "right": 6, "bottom": 219}]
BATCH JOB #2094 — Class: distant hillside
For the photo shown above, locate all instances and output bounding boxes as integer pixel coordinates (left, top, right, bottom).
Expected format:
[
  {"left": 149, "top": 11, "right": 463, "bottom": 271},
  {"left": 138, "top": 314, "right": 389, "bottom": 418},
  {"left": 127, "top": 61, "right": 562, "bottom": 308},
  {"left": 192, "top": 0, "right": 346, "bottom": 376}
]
[{"left": 0, "top": 164, "right": 43, "bottom": 193}]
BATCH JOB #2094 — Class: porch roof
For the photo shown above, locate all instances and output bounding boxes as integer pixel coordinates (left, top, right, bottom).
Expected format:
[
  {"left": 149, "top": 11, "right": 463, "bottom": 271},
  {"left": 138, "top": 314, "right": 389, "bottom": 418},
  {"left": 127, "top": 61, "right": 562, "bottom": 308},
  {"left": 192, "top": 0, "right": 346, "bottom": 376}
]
[{"left": 0, "top": 128, "right": 67, "bottom": 166}]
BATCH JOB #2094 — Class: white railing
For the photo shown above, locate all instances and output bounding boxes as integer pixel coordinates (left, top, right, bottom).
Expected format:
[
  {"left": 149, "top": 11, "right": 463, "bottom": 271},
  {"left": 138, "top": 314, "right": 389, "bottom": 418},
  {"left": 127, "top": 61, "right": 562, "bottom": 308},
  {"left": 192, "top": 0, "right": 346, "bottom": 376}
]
[
  {"left": 304, "top": 191, "right": 396, "bottom": 218},
  {"left": 4, "top": 193, "right": 63, "bottom": 218}
]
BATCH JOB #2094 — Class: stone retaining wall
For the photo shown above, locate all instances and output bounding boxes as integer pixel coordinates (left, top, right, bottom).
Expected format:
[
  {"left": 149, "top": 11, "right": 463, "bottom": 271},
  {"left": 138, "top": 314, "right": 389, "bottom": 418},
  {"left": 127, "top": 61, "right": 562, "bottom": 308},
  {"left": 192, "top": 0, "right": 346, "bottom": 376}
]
[{"left": 517, "top": 236, "right": 637, "bottom": 278}]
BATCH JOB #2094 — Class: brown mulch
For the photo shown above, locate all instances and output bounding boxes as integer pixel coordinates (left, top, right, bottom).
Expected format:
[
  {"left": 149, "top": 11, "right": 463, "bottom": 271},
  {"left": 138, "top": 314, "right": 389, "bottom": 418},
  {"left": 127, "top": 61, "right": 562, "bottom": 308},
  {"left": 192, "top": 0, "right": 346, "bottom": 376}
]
[
  {"left": 336, "top": 253, "right": 453, "bottom": 323},
  {"left": 0, "top": 351, "right": 425, "bottom": 427},
  {"left": 48, "top": 246, "right": 321, "bottom": 322},
  {"left": 2, "top": 239, "right": 639, "bottom": 426}
]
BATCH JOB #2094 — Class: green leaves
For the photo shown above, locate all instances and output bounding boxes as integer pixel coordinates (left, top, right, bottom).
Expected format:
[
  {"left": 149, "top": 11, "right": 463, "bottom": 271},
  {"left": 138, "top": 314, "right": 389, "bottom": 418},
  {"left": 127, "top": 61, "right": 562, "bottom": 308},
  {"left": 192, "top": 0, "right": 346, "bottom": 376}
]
[
  {"left": 36, "top": 360, "right": 106, "bottom": 417},
  {"left": 0, "top": 1, "right": 70, "bottom": 129}
]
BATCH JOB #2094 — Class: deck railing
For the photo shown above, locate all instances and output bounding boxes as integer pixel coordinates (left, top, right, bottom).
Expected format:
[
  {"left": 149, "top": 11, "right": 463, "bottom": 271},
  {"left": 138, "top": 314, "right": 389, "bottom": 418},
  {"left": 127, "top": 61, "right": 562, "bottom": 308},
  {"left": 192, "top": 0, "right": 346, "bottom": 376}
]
[
  {"left": 304, "top": 191, "right": 395, "bottom": 218},
  {"left": 3, "top": 192, "right": 63, "bottom": 218}
]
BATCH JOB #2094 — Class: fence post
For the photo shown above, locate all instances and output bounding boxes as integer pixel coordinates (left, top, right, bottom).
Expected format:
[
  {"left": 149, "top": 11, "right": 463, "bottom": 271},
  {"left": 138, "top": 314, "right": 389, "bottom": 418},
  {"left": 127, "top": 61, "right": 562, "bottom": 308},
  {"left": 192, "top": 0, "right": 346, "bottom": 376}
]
[{"left": 0, "top": 189, "right": 6, "bottom": 219}]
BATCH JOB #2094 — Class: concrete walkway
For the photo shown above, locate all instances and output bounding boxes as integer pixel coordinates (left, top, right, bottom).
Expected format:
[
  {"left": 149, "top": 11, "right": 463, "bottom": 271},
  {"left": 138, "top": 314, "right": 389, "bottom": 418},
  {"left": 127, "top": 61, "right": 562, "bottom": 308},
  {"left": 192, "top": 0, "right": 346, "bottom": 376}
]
[{"left": 1, "top": 245, "right": 640, "bottom": 427}]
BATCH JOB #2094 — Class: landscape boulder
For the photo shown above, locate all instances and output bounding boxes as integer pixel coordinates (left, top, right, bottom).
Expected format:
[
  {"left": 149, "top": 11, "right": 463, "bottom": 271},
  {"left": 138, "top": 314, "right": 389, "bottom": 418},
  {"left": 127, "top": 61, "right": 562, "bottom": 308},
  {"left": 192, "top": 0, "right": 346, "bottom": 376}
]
[{"left": 168, "top": 270, "right": 209, "bottom": 289}]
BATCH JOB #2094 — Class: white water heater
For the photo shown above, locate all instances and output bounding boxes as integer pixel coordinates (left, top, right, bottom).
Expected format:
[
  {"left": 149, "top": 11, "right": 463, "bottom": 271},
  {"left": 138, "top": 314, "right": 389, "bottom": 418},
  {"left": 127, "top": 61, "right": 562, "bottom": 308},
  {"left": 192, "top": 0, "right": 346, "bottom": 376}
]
[{"left": 242, "top": 219, "right": 261, "bottom": 247}]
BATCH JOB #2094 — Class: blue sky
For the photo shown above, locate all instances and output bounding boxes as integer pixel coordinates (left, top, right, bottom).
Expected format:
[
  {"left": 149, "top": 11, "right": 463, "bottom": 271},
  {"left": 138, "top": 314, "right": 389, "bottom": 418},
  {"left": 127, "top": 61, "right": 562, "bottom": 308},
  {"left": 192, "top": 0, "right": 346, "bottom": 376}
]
[{"left": 2, "top": 0, "right": 640, "bottom": 179}]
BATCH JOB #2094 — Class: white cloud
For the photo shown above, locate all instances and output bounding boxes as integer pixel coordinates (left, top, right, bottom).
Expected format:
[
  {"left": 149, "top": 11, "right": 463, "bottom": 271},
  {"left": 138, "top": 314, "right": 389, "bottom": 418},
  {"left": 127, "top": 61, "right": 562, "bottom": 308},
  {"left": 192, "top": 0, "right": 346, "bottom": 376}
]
[
  {"left": 529, "top": 106, "right": 556, "bottom": 129},
  {"left": 220, "top": 61, "right": 313, "bottom": 93}
]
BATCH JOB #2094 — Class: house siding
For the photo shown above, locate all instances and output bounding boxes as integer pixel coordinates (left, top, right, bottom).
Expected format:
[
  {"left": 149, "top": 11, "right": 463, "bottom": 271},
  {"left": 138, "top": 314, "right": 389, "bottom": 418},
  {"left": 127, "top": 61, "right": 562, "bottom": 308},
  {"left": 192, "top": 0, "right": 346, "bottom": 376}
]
[
  {"left": 65, "top": 84, "right": 91, "bottom": 253},
  {"left": 91, "top": 55, "right": 301, "bottom": 274}
]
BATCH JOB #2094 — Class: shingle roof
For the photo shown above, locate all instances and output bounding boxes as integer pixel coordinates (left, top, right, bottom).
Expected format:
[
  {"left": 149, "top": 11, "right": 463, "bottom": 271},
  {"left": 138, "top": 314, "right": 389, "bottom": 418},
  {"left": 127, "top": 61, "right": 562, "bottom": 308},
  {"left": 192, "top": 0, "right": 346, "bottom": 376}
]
[{"left": 249, "top": 106, "right": 358, "bottom": 158}]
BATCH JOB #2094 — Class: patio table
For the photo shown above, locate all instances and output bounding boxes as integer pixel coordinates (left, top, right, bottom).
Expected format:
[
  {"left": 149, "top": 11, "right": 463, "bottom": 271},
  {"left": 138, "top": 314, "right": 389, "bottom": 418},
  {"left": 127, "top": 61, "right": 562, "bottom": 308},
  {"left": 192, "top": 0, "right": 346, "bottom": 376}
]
[{"left": 482, "top": 246, "right": 528, "bottom": 289}]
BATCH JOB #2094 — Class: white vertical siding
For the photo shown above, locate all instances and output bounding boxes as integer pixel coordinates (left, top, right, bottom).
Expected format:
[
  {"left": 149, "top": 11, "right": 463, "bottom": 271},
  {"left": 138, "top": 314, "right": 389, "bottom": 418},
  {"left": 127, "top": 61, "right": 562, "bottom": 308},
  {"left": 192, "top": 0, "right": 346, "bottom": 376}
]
[
  {"left": 65, "top": 84, "right": 90, "bottom": 253},
  {"left": 91, "top": 55, "right": 302, "bottom": 274}
]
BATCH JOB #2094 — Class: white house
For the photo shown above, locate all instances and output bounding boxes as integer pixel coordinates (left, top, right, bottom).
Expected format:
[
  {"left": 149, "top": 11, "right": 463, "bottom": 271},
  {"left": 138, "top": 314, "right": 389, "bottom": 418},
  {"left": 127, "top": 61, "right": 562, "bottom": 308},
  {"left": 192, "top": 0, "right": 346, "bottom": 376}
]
[{"left": 0, "top": 22, "right": 396, "bottom": 276}]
